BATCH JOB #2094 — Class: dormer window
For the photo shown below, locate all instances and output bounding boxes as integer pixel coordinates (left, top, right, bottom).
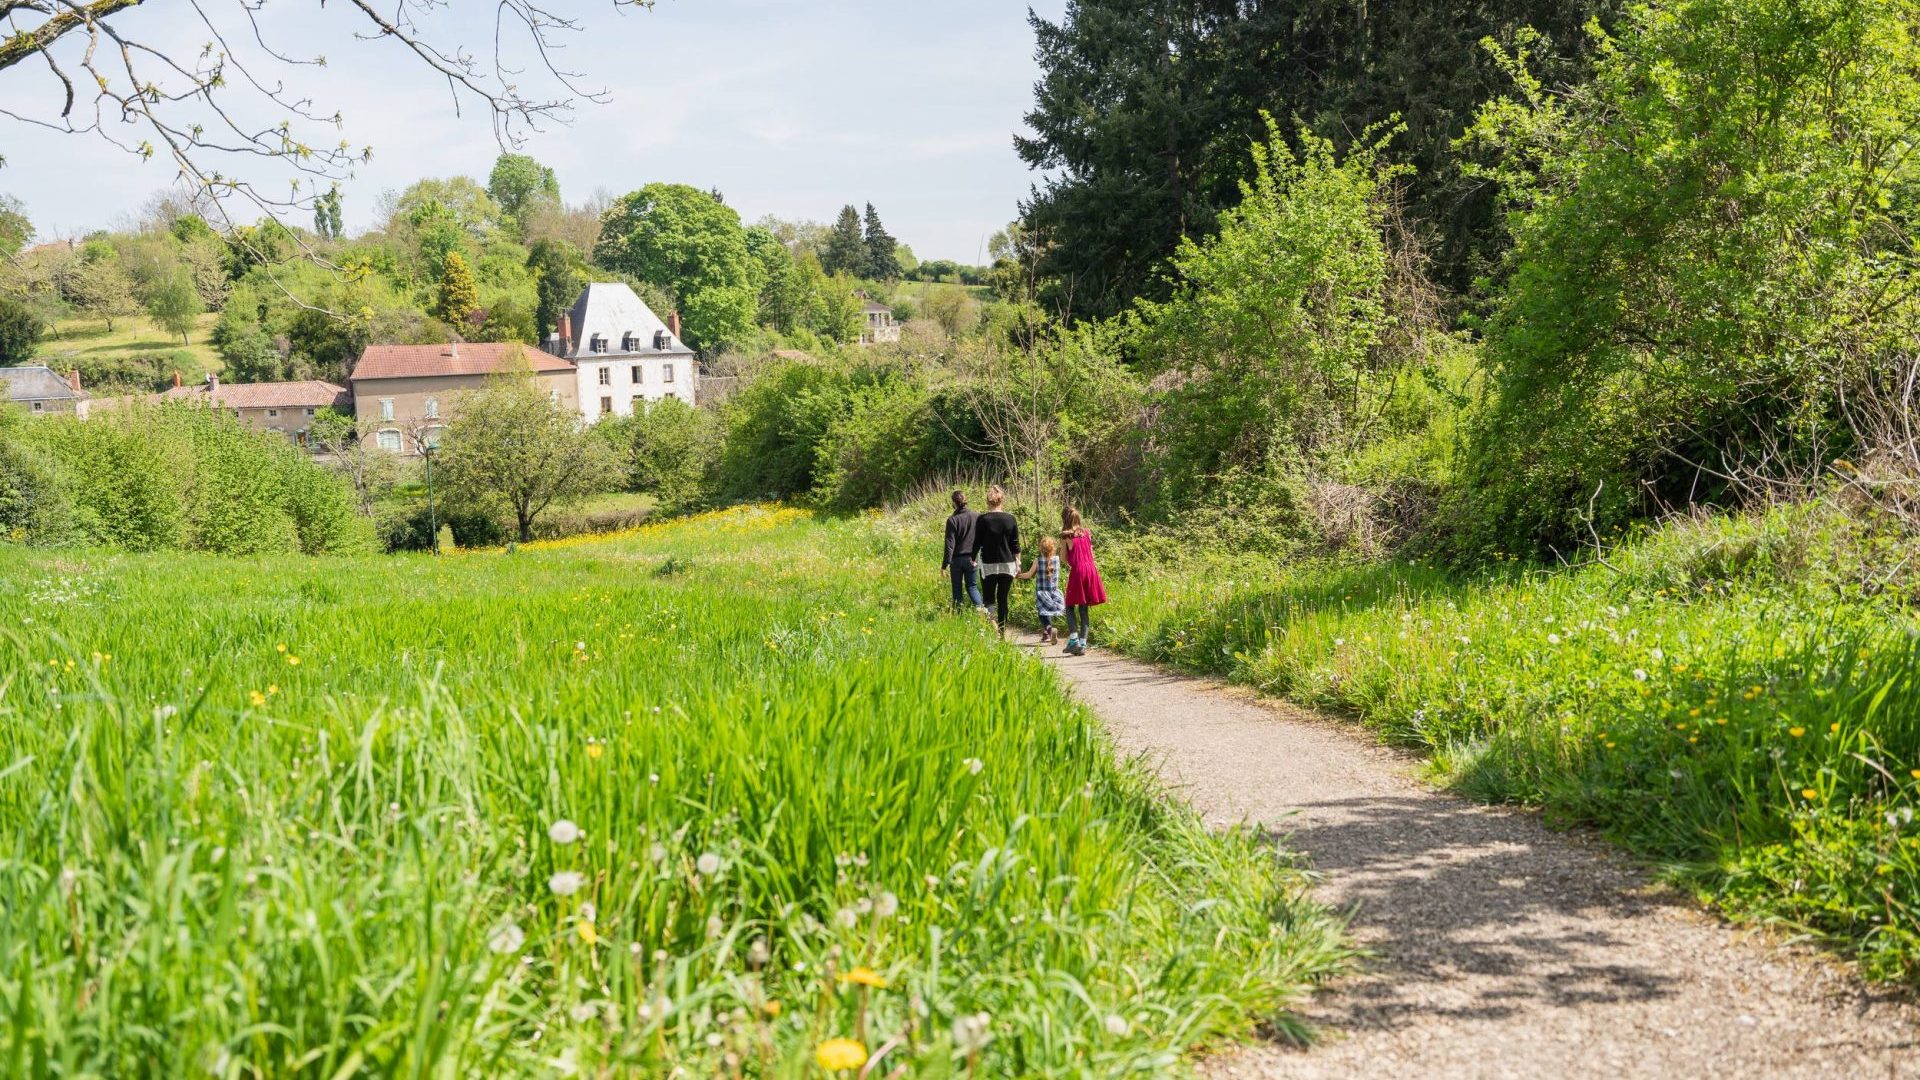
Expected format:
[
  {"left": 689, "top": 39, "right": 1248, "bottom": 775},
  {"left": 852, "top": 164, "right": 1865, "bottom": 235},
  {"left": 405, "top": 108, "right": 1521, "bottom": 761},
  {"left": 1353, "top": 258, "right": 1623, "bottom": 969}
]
[
  {"left": 589, "top": 333, "right": 606, "bottom": 353},
  {"left": 622, "top": 332, "right": 638, "bottom": 351},
  {"left": 653, "top": 329, "right": 670, "bottom": 350}
]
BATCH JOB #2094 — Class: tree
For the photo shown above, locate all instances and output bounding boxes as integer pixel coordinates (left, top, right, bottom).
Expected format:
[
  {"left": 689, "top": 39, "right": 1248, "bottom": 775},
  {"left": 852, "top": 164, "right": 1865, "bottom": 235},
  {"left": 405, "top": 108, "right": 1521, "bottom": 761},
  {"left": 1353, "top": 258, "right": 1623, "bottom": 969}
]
[
  {"left": 1016, "top": 0, "right": 1619, "bottom": 318},
  {"left": 861, "top": 203, "right": 900, "bottom": 280},
  {"left": 0, "top": 196, "right": 31, "bottom": 259},
  {"left": 527, "top": 238, "right": 587, "bottom": 339},
  {"left": 309, "top": 409, "right": 396, "bottom": 515},
  {"left": 0, "top": 294, "right": 44, "bottom": 363},
  {"left": 313, "top": 188, "right": 345, "bottom": 240},
  {"left": 821, "top": 205, "right": 866, "bottom": 276},
  {"left": 145, "top": 268, "right": 204, "bottom": 343},
  {"left": 612, "top": 397, "right": 721, "bottom": 512},
  {"left": 435, "top": 251, "right": 480, "bottom": 327},
  {"left": 489, "top": 153, "right": 561, "bottom": 222},
  {"left": 59, "top": 248, "right": 140, "bottom": 331},
  {"left": 1449, "top": 0, "right": 1920, "bottom": 557},
  {"left": 436, "top": 364, "right": 615, "bottom": 541},
  {"left": 594, "top": 183, "right": 757, "bottom": 348},
  {"left": 0, "top": 1, "right": 648, "bottom": 243}
]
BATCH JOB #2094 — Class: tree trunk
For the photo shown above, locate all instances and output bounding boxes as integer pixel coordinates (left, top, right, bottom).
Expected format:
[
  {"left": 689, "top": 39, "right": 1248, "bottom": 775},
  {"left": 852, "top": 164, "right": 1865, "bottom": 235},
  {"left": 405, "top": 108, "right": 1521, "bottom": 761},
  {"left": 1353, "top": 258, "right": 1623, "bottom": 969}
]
[{"left": 518, "top": 510, "right": 533, "bottom": 543}]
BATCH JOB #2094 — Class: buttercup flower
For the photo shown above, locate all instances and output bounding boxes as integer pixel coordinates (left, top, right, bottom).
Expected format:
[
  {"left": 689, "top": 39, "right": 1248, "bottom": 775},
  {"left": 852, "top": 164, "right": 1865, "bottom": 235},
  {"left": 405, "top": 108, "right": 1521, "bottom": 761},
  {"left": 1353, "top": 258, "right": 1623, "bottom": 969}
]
[
  {"left": 815, "top": 1038, "right": 867, "bottom": 1071},
  {"left": 841, "top": 966, "right": 888, "bottom": 988}
]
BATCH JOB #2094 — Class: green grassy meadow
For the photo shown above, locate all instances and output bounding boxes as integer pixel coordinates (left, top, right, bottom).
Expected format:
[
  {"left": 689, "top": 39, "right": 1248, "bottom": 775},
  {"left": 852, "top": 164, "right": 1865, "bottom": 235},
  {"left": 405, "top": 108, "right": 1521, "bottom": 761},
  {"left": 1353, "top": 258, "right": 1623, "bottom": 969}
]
[
  {"left": 0, "top": 506, "right": 1343, "bottom": 1077},
  {"left": 34, "top": 314, "right": 223, "bottom": 382},
  {"left": 1088, "top": 508, "right": 1920, "bottom": 982}
]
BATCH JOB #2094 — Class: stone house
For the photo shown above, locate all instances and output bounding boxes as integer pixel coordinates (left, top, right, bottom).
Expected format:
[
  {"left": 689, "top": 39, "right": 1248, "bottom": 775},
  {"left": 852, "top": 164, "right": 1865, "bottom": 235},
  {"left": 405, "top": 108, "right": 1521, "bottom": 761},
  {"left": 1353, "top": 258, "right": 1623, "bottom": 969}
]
[
  {"left": 858, "top": 298, "right": 899, "bottom": 345},
  {"left": 154, "top": 374, "right": 348, "bottom": 445},
  {"left": 349, "top": 342, "right": 577, "bottom": 452},
  {"left": 1, "top": 365, "right": 90, "bottom": 418},
  {"left": 542, "top": 282, "right": 697, "bottom": 420}
]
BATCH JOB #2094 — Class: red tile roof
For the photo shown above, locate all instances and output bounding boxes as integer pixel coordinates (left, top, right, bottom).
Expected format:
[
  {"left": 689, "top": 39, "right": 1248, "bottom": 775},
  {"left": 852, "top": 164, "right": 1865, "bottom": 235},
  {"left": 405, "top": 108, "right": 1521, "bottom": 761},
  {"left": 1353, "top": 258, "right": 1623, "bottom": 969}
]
[
  {"left": 351, "top": 342, "right": 571, "bottom": 381},
  {"left": 156, "top": 380, "right": 349, "bottom": 410}
]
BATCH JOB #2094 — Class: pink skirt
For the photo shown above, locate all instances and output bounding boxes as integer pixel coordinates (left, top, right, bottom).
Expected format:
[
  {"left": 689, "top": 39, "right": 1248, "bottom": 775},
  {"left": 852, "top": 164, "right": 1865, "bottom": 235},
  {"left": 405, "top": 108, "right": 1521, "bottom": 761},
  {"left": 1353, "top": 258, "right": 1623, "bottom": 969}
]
[{"left": 1063, "top": 531, "right": 1106, "bottom": 606}]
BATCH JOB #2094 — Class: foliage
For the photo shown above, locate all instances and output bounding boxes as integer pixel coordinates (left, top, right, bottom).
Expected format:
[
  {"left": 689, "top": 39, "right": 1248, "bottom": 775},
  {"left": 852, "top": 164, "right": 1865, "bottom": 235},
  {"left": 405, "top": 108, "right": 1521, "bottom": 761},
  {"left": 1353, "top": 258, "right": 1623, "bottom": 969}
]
[
  {"left": 57, "top": 245, "right": 140, "bottom": 330},
  {"left": 600, "top": 397, "right": 721, "bottom": 513},
  {"left": 1090, "top": 500, "right": 1920, "bottom": 983},
  {"left": 434, "top": 250, "right": 481, "bottom": 327},
  {"left": 488, "top": 152, "right": 561, "bottom": 222},
  {"left": 0, "top": 508, "right": 1345, "bottom": 1073},
  {"left": 861, "top": 203, "right": 900, "bottom": 280},
  {"left": 0, "top": 293, "right": 45, "bottom": 363},
  {"left": 0, "top": 194, "right": 30, "bottom": 259},
  {"left": 1017, "top": 0, "right": 1619, "bottom": 319},
  {"left": 526, "top": 238, "right": 587, "bottom": 339},
  {"left": 0, "top": 407, "right": 80, "bottom": 545},
  {"left": 1449, "top": 0, "right": 1920, "bottom": 560},
  {"left": 1, "top": 403, "right": 372, "bottom": 554},
  {"left": 595, "top": 184, "right": 757, "bottom": 349},
  {"left": 143, "top": 266, "right": 204, "bottom": 343},
  {"left": 435, "top": 367, "right": 618, "bottom": 541},
  {"left": 821, "top": 204, "right": 866, "bottom": 278}
]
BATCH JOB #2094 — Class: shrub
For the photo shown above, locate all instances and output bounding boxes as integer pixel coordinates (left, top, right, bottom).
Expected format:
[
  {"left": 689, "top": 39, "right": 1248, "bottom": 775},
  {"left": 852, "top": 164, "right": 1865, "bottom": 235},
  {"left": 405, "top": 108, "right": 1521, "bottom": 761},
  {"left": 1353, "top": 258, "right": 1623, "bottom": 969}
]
[{"left": 602, "top": 398, "right": 722, "bottom": 513}]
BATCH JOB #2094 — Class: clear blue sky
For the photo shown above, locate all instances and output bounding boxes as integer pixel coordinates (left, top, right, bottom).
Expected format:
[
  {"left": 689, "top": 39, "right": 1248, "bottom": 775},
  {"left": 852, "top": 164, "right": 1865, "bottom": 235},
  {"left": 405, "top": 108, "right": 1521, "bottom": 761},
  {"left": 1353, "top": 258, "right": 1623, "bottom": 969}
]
[{"left": 0, "top": 0, "right": 1067, "bottom": 263}]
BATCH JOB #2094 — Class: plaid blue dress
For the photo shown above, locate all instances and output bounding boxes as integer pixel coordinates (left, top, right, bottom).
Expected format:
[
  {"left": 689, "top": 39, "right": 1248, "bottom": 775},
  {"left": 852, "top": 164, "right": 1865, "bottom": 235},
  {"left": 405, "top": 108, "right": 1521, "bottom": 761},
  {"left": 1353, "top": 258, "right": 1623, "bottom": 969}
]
[{"left": 1033, "top": 556, "right": 1066, "bottom": 618}]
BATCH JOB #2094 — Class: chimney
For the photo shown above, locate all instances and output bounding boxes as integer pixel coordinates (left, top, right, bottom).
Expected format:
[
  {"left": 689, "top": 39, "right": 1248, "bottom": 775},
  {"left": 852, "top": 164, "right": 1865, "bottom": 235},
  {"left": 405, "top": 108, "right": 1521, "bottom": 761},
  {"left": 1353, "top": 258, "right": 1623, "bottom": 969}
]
[
  {"left": 450, "top": 341, "right": 459, "bottom": 360},
  {"left": 172, "top": 370, "right": 182, "bottom": 389},
  {"left": 67, "top": 369, "right": 81, "bottom": 393},
  {"left": 559, "top": 312, "right": 574, "bottom": 356},
  {"left": 667, "top": 311, "right": 681, "bottom": 341},
  {"left": 207, "top": 373, "right": 219, "bottom": 398}
]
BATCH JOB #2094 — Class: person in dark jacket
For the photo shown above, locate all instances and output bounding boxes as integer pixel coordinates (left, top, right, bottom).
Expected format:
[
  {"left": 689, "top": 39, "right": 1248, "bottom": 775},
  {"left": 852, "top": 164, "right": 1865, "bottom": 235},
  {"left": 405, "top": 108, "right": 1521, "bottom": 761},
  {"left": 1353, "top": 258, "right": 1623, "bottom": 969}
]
[
  {"left": 974, "top": 485, "right": 1021, "bottom": 636},
  {"left": 941, "top": 489, "right": 983, "bottom": 610}
]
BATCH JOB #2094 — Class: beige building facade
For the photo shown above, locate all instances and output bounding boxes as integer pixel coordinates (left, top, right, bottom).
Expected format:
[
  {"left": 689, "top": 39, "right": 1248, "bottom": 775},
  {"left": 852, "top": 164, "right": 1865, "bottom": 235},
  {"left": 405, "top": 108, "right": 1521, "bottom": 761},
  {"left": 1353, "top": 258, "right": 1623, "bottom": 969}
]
[
  {"left": 155, "top": 375, "right": 348, "bottom": 444},
  {"left": 350, "top": 342, "right": 577, "bottom": 452}
]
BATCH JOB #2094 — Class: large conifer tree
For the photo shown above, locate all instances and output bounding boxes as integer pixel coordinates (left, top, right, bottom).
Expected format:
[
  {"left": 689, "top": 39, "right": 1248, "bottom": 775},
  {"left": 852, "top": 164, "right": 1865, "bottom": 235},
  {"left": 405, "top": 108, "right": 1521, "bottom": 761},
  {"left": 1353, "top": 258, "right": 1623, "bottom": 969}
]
[
  {"left": 861, "top": 203, "right": 900, "bottom": 280},
  {"left": 821, "top": 205, "right": 866, "bottom": 276}
]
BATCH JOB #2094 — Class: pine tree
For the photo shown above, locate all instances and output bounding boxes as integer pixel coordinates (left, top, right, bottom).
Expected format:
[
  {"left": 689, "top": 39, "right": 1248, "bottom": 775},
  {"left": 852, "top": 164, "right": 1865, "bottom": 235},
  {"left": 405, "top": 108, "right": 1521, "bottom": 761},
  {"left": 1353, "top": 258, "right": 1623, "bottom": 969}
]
[
  {"left": 822, "top": 204, "right": 865, "bottom": 276},
  {"left": 434, "top": 250, "right": 480, "bottom": 327},
  {"left": 861, "top": 203, "right": 900, "bottom": 280}
]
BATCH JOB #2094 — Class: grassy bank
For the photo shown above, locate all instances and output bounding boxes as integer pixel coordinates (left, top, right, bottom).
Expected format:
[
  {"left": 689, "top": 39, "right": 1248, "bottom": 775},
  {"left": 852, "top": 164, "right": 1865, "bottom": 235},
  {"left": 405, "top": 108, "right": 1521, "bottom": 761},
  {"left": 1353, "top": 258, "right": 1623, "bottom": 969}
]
[
  {"left": 0, "top": 506, "right": 1343, "bottom": 1076},
  {"left": 1080, "top": 506, "right": 1920, "bottom": 983}
]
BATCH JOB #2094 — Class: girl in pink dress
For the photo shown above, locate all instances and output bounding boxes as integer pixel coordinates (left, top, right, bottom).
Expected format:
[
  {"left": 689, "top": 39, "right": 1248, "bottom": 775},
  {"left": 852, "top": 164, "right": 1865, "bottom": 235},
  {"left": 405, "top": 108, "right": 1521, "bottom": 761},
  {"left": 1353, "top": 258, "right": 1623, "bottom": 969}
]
[{"left": 1059, "top": 505, "right": 1106, "bottom": 655}]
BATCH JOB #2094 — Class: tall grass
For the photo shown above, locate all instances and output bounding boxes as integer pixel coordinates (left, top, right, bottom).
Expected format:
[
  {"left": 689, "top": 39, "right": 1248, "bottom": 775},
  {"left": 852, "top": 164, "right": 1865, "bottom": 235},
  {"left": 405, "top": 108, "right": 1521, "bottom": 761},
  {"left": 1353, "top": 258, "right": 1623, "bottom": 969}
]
[
  {"left": 0, "top": 506, "right": 1344, "bottom": 1076},
  {"left": 1089, "top": 506, "right": 1920, "bottom": 983}
]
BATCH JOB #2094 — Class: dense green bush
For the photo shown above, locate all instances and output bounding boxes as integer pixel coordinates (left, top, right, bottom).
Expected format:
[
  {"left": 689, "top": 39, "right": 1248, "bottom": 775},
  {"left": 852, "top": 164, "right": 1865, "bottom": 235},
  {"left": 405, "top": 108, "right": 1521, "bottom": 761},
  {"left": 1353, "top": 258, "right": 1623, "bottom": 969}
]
[
  {"left": 598, "top": 398, "right": 722, "bottom": 513},
  {"left": 1449, "top": 0, "right": 1920, "bottom": 558},
  {"left": 0, "top": 403, "right": 373, "bottom": 555}
]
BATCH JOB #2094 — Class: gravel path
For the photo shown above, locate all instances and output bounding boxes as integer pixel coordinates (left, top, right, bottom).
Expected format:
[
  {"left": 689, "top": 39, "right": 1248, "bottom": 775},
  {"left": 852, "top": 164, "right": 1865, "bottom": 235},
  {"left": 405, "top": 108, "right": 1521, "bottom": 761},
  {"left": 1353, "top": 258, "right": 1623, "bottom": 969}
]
[{"left": 1037, "top": 640, "right": 1920, "bottom": 1079}]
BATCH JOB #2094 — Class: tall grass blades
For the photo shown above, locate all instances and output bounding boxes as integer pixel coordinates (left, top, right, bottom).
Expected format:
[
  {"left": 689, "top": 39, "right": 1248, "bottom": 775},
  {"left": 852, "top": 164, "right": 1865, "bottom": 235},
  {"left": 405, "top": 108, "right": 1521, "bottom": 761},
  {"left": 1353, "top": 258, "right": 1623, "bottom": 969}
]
[{"left": 0, "top": 506, "right": 1343, "bottom": 1076}]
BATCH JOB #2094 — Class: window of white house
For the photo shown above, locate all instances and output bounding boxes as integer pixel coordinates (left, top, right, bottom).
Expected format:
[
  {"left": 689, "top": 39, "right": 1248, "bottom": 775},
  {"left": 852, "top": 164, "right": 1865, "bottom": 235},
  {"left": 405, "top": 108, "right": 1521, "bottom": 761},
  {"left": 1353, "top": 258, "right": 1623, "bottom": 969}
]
[
  {"left": 600, "top": 395, "right": 612, "bottom": 415},
  {"left": 267, "top": 408, "right": 279, "bottom": 417},
  {"left": 630, "top": 365, "right": 642, "bottom": 384},
  {"left": 663, "top": 363, "right": 675, "bottom": 383},
  {"left": 31, "top": 401, "right": 43, "bottom": 412},
  {"left": 305, "top": 408, "right": 316, "bottom": 417},
  {"left": 380, "top": 398, "right": 394, "bottom": 421},
  {"left": 377, "top": 429, "right": 402, "bottom": 451},
  {"left": 597, "top": 366, "right": 611, "bottom": 385},
  {"left": 425, "top": 397, "right": 439, "bottom": 419}
]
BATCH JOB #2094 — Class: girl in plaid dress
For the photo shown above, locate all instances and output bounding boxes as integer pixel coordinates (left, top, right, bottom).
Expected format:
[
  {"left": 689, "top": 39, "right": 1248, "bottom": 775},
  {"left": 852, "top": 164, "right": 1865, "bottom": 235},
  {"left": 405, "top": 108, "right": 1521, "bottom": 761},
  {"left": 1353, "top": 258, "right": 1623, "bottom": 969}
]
[{"left": 1017, "top": 535, "right": 1067, "bottom": 644}]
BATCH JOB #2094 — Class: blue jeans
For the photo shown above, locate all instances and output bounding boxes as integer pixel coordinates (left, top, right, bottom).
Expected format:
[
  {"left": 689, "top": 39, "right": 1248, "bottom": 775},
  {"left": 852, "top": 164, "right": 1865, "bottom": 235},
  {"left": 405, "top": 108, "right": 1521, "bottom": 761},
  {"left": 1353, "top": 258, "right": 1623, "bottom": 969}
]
[{"left": 948, "top": 554, "right": 983, "bottom": 609}]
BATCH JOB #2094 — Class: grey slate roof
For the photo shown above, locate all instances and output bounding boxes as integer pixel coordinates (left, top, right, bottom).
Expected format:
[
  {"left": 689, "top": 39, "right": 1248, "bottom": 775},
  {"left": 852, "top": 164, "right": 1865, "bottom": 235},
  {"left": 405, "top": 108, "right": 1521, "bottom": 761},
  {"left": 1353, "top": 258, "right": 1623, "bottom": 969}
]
[
  {"left": 1, "top": 365, "right": 86, "bottom": 403},
  {"left": 561, "top": 283, "right": 693, "bottom": 359}
]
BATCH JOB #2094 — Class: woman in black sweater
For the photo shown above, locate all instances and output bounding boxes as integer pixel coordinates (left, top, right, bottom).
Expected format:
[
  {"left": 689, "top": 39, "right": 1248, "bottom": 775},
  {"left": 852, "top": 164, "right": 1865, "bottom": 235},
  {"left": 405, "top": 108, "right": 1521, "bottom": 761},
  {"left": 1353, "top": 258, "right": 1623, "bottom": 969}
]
[{"left": 974, "top": 485, "right": 1021, "bottom": 636}]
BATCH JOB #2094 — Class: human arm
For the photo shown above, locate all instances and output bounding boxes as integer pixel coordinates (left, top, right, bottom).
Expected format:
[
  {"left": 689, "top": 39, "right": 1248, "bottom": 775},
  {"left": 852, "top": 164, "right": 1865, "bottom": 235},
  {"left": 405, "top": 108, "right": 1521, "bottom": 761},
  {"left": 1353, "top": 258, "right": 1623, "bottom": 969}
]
[{"left": 941, "top": 516, "right": 954, "bottom": 570}]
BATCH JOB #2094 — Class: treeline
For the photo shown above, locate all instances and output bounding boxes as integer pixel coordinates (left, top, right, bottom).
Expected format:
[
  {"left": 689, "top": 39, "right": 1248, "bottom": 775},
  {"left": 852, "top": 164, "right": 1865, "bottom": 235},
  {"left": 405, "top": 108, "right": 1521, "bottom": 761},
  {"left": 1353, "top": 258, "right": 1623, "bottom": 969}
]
[{"left": 0, "top": 159, "right": 995, "bottom": 393}]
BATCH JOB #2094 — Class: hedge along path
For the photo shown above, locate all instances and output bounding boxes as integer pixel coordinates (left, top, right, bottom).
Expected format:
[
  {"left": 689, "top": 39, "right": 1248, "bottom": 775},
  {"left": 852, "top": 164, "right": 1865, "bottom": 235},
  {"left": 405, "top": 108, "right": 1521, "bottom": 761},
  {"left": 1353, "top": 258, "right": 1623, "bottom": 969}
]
[{"left": 1034, "top": 639, "right": 1920, "bottom": 1079}]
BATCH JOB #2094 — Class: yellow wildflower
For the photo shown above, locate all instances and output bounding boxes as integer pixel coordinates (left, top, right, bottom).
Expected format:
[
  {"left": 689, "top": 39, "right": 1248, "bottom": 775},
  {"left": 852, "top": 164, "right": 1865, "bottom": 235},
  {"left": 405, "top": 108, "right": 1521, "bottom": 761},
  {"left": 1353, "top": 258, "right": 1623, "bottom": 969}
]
[
  {"left": 815, "top": 1039, "right": 867, "bottom": 1072},
  {"left": 1788, "top": 727, "right": 1805, "bottom": 738},
  {"left": 578, "top": 921, "right": 598, "bottom": 945},
  {"left": 1802, "top": 788, "right": 1820, "bottom": 800},
  {"left": 840, "top": 967, "right": 888, "bottom": 988},
  {"left": 586, "top": 741, "right": 604, "bottom": 760},
  {"left": 762, "top": 999, "right": 783, "bottom": 1017},
  {"left": 249, "top": 690, "right": 266, "bottom": 707},
  {"left": 1829, "top": 723, "right": 1841, "bottom": 734},
  {"left": 275, "top": 643, "right": 287, "bottom": 653},
  {"left": 286, "top": 655, "right": 302, "bottom": 667},
  {"left": 267, "top": 684, "right": 278, "bottom": 695}
]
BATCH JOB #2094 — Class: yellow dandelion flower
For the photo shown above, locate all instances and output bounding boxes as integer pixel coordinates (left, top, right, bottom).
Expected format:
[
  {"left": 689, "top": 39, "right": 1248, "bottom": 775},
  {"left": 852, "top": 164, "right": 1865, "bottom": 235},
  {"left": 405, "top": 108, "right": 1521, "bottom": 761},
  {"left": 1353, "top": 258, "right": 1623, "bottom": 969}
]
[
  {"left": 1605, "top": 741, "right": 1617, "bottom": 749},
  {"left": 578, "top": 921, "right": 598, "bottom": 945},
  {"left": 815, "top": 1039, "right": 867, "bottom": 1072},
  {"left": 1910, "top": 769, "right": 1920, "bottom": 780},
  {"left": 1802, "top": 788, "right": 1820, "bottom": 800},
  {"left": 1788, "top": 726, "right": 1805, "bottom": 737},
  {"left": 586, "top": 742, "right": 604, "bottom": 760},
  {"left": 275, "top": 643, "right": 287, "bottom": 653},
  {"left": 249, "top": 690, "right": 266, "bottom": 707},
  {"left": 1715, "top": 718, "right": 1728, "bottom": 725},
  {"left": 267, "top": 684, "right": 279, "bottom": 695},
  {"left": 840, "top": 967, "right": 888, "bottom": 989},
  {"left": 1829, "top": 723, "right": 1841, "bottom": 734},
  {"left": 762, "top": 999, "right": 783, "bottom": 1017},
  {"left": 286, "top": 655, "right": 302, "bottom": 666}
]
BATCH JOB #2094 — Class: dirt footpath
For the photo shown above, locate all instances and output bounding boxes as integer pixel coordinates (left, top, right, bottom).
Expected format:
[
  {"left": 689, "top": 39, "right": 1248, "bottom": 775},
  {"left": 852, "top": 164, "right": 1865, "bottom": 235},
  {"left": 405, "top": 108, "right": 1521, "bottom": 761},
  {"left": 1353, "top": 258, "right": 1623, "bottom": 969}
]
[{"left": 1041, "top": 642, "right": 1920, "bottom": 1079}]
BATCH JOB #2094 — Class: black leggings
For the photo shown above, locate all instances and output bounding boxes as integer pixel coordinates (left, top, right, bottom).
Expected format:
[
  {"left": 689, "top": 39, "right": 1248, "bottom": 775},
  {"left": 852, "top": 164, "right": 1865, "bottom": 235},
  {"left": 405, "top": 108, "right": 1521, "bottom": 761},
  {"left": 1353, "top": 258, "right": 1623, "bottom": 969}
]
[
  {"left": 982, "top": 574, "right": 1014, "bottom": 628},
  {"left": 1065, "top": 604, "right": 1091, "bottom": 640}
]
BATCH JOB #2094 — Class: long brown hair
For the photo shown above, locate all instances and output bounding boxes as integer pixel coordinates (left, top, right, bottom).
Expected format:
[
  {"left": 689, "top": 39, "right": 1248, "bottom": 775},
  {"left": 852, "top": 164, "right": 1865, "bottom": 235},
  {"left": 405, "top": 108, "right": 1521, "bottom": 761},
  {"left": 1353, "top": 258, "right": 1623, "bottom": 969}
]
[{"left": 1060, "top": 505, "right": 1084, "bottom": 537}]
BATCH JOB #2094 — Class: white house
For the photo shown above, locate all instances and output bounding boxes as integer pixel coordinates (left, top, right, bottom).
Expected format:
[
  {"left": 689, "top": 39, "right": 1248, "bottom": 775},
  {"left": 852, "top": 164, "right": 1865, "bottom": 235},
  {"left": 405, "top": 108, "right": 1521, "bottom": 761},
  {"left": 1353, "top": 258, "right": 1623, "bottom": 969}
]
[{"left": 546, "top": 282, "right": 697, "bottom": 421}]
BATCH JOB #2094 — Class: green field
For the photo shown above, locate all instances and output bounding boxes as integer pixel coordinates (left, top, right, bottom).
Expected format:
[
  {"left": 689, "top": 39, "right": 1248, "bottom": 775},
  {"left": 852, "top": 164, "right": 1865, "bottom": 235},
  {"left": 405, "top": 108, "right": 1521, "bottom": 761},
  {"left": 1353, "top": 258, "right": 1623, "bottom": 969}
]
[
  {"left": 33, "top": 314, "right": 223, "bottom": 385},
  {"left": 0, "top": 507, "right": 1343, "bottom": 1076}
]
